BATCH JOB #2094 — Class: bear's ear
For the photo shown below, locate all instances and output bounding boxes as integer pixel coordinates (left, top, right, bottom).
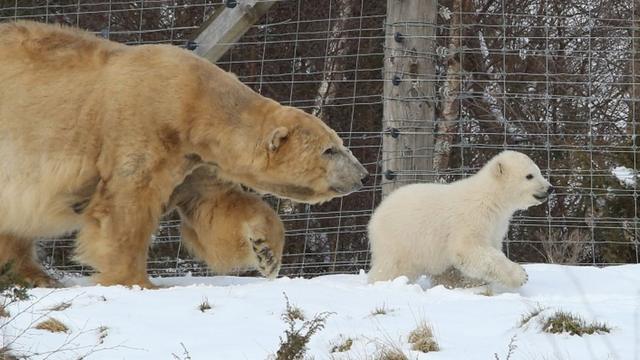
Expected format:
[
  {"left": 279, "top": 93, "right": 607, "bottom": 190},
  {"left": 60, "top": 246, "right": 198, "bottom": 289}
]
[{"left": 267, "top": 127, "right": 289, "bottom": 152}]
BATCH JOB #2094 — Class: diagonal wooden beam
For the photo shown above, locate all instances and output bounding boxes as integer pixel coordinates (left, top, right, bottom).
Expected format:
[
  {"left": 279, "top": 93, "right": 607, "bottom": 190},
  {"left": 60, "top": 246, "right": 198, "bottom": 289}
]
[{"left": 192, "top": 0, "right": 275, "bottom": 63}]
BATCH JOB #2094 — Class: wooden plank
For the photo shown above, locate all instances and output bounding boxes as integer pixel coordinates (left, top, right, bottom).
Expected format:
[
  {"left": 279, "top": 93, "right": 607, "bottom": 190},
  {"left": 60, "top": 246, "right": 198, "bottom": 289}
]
[
  {"left": 382, "top": 0, "right": 437, "bottom": 196},
  {"left": 193, "top": 0, "right": 275, "bottom": 63}
]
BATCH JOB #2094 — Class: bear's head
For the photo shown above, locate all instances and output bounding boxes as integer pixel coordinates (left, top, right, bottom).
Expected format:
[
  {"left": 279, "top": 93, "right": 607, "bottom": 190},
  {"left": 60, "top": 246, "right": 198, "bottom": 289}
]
[
  {"left": 255, "top": 105, "right": 369, "bottom": 203},
  {"left": 485, "top": 150, "right": 553, "bottom": 210},
  {"left": 207, "top": 102, "right": 369, "bottom": 204},
  {"left": 186, "top": 64, "right": 368, "bottom": 204}
]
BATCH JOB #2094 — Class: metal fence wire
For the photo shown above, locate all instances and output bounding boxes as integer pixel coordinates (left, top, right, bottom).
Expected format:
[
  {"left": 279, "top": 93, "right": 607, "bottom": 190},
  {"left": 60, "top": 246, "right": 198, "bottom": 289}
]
[{"left": 0, "top": 0, "right": 638, "bottom": 279}]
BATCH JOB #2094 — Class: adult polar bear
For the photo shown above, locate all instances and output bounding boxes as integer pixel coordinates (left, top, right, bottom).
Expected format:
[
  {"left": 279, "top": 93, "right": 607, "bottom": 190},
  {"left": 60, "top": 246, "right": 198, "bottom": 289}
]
[
  {"left": 368, "top": 151, "right": 552, "bottom": 288},
  {"left": 0, "top": 21, "right": 368, "bottom": 288}
]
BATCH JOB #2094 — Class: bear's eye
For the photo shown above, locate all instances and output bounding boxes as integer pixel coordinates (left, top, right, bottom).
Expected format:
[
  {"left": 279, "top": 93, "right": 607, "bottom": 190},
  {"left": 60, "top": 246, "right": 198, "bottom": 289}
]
[
  {"left": 323, "top": 147, "right": 337, "bottom": 156},
  {"left": 526, "top": 174, "right": 534, "bottom": 180}
]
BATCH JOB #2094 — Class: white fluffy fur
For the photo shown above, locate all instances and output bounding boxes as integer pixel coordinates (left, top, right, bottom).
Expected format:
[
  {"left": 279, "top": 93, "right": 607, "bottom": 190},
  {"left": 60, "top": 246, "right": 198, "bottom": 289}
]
[{"left": 368, "top": 151, "right": 552, "bottom": 288}]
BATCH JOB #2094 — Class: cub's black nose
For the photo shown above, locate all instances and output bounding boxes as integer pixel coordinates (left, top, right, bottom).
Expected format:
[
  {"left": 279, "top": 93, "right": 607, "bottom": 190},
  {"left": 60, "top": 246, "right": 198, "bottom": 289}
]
[{"left": 547, "top": 186, "right": 555, "bottom": 194}]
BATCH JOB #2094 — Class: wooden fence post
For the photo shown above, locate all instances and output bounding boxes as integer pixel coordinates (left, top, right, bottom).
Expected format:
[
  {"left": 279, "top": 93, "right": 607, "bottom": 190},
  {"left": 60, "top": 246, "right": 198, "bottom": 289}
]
[{"left": 382, "top": 0, "right": 437, "bottom": 196}]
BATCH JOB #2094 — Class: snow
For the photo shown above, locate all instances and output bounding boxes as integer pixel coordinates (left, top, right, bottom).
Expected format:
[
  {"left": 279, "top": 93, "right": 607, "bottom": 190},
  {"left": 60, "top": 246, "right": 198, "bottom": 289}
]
[
  {"left": 612, "top": 166, "right": 637, "bottom": 187},
  {"left": 2, "top": 264, "right": 640, "bottom": 359}
]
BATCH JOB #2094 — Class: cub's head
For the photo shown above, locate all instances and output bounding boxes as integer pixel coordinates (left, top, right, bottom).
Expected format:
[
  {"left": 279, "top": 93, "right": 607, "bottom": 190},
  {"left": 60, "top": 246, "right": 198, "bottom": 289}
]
[
  {"left": 485, "top": 150, "right": 553, "bottom": 210},
  {"left": 237, "top": 104, "right": 369, "bottom": 204}
]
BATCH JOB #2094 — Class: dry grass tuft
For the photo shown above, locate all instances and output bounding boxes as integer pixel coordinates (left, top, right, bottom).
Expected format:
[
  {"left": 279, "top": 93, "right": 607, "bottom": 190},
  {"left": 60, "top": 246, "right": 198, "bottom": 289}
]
[
  {"left": 542, "top": 311, "right": 610, "bottom": 336},
  {"left": 370, "top": 304, "right": 393, "bottom": 317},
  {"left": 0, "top": 347, "right": 9, "bottom": 360},
  {"left": 0, "top": 347, "right": 17, "bottom": 360},
  {"left": 198, "top": 298, "right": 212, "bottom": 313},
  {"left": 408, "top": 322, "right": 439, "bottom": 353},
  {"left": 375, "top": 345, "right": 408, "bottom": 360},
  {"left": 35, "top": 317, "right": 69, "bottom": 333},
  {"left": 97, "top": 326, "right": 109, "bottom": 344},
  {"left": 518, "top": 305, "right": 546, "bottom": 328},
  {"left": 330, "top": 337, "right": 354, "bottom": 353}
]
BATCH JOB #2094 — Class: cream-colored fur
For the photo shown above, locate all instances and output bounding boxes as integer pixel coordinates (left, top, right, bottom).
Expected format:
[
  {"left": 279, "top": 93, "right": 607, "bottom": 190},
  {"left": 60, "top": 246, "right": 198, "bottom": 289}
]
[
  {"left": 368, "top": 151, "right": 552, "bottom": 288},
  {"left": 169, "top": 167, "right": 284, "bottom": 279},
  {"left": 0, "top": 21, "right": 366, "bottom": 287}
]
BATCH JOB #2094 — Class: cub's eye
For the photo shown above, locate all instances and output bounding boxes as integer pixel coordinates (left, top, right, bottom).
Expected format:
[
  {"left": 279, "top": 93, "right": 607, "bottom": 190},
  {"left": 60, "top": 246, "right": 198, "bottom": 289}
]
[
  {"left": 526, "top": 174, "right": 534, "bottom": 180},
  {"left": 323, "top": 147, "right": 337, "bottom": 156}
]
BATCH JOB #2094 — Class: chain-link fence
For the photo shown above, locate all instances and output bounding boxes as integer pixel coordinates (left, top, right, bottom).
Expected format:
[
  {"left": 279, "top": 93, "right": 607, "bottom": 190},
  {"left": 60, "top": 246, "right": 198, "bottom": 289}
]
[{"left": 1, "top": 0, "right": 638, "bottom": 279}]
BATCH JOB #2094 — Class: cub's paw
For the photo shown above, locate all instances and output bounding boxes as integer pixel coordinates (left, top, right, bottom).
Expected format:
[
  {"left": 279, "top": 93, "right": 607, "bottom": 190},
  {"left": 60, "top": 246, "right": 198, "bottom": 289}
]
[
  {"left": 250, "top": 237, "right": 280, "bottom": 279},
  {"left": 500, "top": 263, "right": 528, "bottom": 288}
]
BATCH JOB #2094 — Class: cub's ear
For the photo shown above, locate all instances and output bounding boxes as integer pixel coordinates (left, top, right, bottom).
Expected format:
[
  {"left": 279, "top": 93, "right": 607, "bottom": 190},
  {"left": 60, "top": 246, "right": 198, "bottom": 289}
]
[{"left": 267, "top": 127, "right": 289, "bottom": 152}]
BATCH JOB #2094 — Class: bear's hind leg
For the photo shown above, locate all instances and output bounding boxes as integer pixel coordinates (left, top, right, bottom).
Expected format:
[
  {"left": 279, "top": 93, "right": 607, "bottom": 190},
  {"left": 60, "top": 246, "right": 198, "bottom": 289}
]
[
  {"left": 452, "top": 246, "right": 527, "bottom": 288},
  {"left": 0, "top": 234, "right": 58, "bottom": 287}
]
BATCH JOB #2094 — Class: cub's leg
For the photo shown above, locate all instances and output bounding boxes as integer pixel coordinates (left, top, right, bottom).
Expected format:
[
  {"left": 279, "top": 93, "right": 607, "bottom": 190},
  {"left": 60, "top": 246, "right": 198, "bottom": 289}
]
[
  {"left": 174, "top": 171, "right": 284, "bottom": 278},
  {"left": 0, "top": 234, "right": 58, "bottom": 287},
  {"left": 179, "top": 209, "right": 284, "bottom": 279},
  {"left": 367, "top": 256, "right": 423, "bottom": 283},
  {"left": 452, "top": 245, "right": 527, "bottom": 288},
  {"left": 75, "top": 172, "right": 173, "bottom": 288}
]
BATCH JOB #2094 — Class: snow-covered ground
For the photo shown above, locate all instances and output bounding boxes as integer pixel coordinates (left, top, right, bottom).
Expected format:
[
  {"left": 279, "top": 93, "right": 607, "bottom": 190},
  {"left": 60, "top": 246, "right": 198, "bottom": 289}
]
[{"left": 2, "top": 264, "right": 639, "bottom": 360}]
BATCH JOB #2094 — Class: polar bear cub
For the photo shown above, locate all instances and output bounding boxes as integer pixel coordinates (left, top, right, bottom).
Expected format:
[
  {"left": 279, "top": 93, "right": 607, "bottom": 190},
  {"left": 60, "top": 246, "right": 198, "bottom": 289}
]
[{"left": 368, "top": 151, "right": 552, "bottom": 288}]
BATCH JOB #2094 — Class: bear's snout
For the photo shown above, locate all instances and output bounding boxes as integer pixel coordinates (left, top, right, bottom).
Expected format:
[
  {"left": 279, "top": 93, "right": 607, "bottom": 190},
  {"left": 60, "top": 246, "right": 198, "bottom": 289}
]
[
  {"left": 533, "top": 185, "right": 553, "bottom": 202},
  {"left": 328, "top": 150, "right": 368, "bottom": 195}
]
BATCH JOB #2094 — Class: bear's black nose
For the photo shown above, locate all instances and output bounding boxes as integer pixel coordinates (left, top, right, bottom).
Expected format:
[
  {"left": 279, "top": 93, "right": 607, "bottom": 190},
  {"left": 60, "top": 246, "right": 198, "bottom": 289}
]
[{"left": 546, "top": 186, "right": 555, "bottom": 194}]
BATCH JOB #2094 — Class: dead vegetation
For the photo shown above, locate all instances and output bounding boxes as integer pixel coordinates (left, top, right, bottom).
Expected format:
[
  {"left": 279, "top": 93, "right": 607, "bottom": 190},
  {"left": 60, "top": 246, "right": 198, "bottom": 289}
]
[
  {"left": 97, "top": 326, "right": 109, "bottom": 344},
  {"left": 518, "top": 306, "right": 611, "bottom": 336},
  {"left": 171, "top": 343, "right": 193, "bottom": 360},
  {"left": 518, "top": 305, "right": 547, "bottom": 328},
  {"left": 0, "top": 306, "right": 9, "bottom": 318},
  {"left": 407, "top": 322, "right": 439, "bottom": 353},
  {"left": 374, "top": 346, "right": 408, "bottom": 360},
  {"left": 541, "top": 311, "right": 611, "bottom": 336},
  {"left": 198, "top": 298, "right": 212, "bottom": 313},
  {"left": 274, "top": 294, "right": 332, "bottom": 360},
  {"left": 0, "top": 348, "right": 16, "bottom": 360},
  {"left": 493, "top": 335, "right": 518, "bottom": 360},
  {"left": 535, "top": 229, "right": 590, "bottom": 265},
  {"left": 370, "top": 304, "right": 393, "bottom": 317},
  {"left": 329, "top": 336, "right": 353, "bottom": 353},
  {"left": 35, "top": 317, "right": 69, "bottom": 333}
]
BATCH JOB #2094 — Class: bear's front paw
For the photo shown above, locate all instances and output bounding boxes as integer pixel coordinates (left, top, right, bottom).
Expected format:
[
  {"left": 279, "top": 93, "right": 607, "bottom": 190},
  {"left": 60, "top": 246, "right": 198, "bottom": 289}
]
[{"left": 501, "top": 263, "right": 528, "bottom": 288}]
